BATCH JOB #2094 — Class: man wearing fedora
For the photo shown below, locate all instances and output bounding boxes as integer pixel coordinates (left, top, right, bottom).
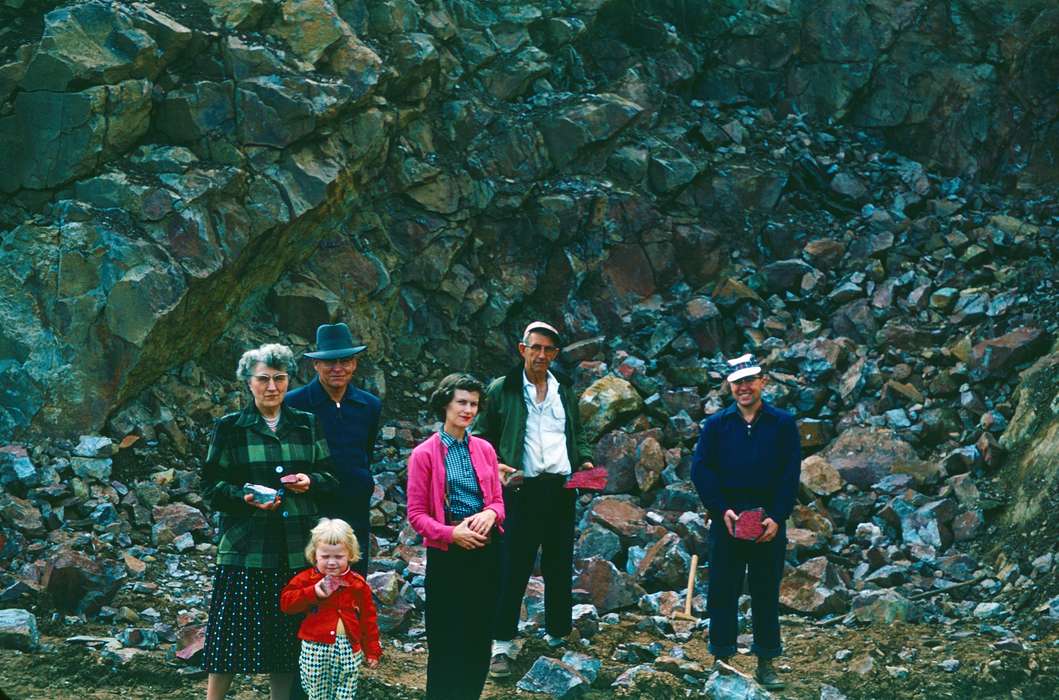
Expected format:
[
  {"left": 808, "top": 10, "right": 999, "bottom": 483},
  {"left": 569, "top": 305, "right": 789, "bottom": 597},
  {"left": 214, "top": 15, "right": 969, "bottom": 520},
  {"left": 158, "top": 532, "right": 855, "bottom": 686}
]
[
  {"left": 475, "top": 321, "right": 594, "bottom": 678},
  {"left": 691, "top": 353, "right": 801, "bottom": 690},
  {"left": 286, "top": 323, "right": 381, "bottom": 577}
]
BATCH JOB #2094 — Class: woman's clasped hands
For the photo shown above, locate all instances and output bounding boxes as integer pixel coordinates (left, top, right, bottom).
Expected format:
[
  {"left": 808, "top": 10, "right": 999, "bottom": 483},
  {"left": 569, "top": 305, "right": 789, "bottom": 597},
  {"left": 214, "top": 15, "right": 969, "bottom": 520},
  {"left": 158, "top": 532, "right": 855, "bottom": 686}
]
[{"left": 451, "top": 508, "right": 496, "bottom": 549}]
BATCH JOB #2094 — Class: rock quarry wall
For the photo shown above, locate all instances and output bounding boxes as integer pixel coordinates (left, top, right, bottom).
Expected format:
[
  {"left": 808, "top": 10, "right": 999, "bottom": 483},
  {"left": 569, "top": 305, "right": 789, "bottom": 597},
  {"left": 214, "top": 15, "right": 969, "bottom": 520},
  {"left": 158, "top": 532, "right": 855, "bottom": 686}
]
[{"left": 0, "top": 0, "right": 1058, "bottom": 440}]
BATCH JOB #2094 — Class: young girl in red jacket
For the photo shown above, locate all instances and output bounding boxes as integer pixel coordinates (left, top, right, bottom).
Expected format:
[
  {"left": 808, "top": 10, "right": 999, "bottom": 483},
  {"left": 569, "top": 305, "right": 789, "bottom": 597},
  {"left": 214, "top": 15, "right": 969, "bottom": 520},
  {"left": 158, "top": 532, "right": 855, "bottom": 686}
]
[{"left": 280, "top": 518, "right": 382, "bottom": 700}]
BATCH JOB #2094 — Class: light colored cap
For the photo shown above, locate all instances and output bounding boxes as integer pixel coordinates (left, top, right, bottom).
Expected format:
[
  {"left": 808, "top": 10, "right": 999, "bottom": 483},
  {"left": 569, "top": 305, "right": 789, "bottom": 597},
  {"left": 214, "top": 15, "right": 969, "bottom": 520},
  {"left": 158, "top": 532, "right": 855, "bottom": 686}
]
[
  {"left": 522, "top": 321, "right": 561, "bottom": 344},
  {"left": 726, "top": 353, "right": 762, "bottom": 382}
]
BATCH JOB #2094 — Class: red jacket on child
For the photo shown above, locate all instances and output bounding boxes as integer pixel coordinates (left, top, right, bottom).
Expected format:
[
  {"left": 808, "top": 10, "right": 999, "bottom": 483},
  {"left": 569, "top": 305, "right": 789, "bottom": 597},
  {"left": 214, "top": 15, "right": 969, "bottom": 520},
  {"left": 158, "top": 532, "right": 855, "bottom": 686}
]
[{"left": 280, "top": 568, "right": 383, "bottom": 661}]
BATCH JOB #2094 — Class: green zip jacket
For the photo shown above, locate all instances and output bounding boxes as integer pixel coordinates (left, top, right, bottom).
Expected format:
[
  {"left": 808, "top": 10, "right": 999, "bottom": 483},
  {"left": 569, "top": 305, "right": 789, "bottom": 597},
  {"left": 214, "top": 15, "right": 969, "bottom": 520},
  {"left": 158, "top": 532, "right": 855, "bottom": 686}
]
[{"left": 473, "top": 366, "right": 593, "bottom": 471}]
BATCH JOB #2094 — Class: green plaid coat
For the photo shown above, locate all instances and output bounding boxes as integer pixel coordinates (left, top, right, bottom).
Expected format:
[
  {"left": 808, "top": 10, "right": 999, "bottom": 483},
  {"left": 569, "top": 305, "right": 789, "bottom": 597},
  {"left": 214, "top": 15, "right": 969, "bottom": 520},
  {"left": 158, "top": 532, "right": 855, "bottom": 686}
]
[{"left": 203, "top": 403, "right": 339, "bottom": 569}]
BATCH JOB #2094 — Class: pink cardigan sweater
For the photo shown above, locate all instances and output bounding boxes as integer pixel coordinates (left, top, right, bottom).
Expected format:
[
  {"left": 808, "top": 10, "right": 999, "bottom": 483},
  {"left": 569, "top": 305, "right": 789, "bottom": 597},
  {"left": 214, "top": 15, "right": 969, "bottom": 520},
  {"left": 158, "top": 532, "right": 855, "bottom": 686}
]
[{"left": 406, "top": 432, "right": 505, "bottom": 550}]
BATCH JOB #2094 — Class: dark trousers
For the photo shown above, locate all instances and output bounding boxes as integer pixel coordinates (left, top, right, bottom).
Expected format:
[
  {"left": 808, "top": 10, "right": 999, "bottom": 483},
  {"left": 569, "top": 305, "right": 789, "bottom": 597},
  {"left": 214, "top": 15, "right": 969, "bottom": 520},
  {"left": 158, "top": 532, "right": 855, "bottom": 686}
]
[
  {"left": 493, "top": 475, "right": 576, "bottom": 641},
  {"left": 707, "top": 522, "right": 786, "bottom": 659},
  {"left": 352, "top": 524, "right": 370, "bottom": 577},
  {"left": 426, "top": 542, "right": 500, "bottom": 700}
]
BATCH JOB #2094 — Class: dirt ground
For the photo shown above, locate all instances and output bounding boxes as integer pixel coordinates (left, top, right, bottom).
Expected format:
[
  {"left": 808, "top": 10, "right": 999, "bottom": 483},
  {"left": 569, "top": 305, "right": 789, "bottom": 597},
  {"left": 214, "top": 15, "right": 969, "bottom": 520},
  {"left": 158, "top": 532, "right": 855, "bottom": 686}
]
[{"left": 2, "top": 612, "right": 1057, "bottom": 700}]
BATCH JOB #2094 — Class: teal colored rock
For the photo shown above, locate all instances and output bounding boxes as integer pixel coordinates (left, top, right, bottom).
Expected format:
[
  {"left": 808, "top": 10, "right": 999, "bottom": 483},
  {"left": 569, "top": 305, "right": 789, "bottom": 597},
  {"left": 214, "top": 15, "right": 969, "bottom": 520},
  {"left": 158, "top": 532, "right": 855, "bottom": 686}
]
[
  {"left": 1, "top": 80, "right": 150, "bottom": 192},
  {"left": 540, "top": 94, "right": 644, "bottom": 168},
  {"left": 21, "top": 2, "right": 160, "bottom": 91},
  {"left": 156, "top": 81, "right": 237, "bottom": 144},
  {"left": 647, "top": 148, "right": 698, "bottom": 194},
  {"left": 516, "top": 657, "right": 587, "bottom": 699},
  {"left": 71, "top": 457, "right": 112, "bottom": 481}
]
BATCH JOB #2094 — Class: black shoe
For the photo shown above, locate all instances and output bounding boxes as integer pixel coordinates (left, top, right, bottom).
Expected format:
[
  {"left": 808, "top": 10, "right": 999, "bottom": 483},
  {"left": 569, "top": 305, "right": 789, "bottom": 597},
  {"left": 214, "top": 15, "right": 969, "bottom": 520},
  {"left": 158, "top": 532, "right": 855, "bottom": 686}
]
[
  {"left": 712, "top": 656, "right": 733, "bottom": 672},
  {"left": 755, "top": 659, "right": 785, "bottom": 690}
]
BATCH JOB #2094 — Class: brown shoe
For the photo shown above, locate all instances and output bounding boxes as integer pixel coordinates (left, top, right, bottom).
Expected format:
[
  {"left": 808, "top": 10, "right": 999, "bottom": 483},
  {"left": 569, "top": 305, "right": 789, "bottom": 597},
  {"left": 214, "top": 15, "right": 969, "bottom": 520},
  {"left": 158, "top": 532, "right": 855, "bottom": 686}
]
[
  {"left": 755, "top": 659, "right": 785, "bottom": 690},
  {"left": 489, "top": 654, "right": 512, "bottom": 678}
]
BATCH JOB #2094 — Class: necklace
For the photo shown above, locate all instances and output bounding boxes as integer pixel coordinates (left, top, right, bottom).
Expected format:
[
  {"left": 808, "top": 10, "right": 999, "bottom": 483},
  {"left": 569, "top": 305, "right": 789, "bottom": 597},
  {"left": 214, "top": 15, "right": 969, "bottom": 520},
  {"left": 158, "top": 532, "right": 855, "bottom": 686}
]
[{"left": 264, "top": 414, "right": 280, "bottom": 432}]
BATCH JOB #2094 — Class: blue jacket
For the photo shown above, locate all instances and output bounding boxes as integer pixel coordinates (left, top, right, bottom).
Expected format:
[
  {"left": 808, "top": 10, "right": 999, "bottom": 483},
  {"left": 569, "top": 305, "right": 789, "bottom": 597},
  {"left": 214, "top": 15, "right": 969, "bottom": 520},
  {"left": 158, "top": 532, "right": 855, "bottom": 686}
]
[
  {"left": 690, "top": 401, "right": 801, "bottom": 524},
  {"left": 285, "top": 377, "right": 381, "bottom": 528}
]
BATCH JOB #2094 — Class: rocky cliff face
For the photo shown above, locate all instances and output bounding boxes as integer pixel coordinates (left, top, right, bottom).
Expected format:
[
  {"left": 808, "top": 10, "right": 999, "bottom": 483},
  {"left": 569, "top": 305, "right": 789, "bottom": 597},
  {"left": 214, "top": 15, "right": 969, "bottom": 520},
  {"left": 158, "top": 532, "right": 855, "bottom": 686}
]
[{"left": 1, "top": 0, "right": 1058, "bottom": 440}]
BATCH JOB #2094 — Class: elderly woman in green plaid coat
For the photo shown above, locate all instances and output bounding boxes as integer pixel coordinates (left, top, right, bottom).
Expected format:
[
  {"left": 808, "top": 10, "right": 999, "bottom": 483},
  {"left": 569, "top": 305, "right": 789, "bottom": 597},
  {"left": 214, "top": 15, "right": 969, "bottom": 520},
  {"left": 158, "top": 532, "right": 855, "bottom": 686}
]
[{"left": 202, "top": 343, "right": 339, "bottom": 700}]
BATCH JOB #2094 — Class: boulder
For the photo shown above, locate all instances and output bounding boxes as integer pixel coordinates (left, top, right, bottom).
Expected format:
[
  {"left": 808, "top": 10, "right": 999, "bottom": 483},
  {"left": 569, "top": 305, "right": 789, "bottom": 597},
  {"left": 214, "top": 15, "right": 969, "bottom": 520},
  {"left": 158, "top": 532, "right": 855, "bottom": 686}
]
[
  {"left": 574, "top": 559, "right": 645, "bottom": 613},
  {"left": 585, "top": 497, "right": 647, "bottom": 540},
  {"left": 151, "top": 503, "right": 209, "bottom": 545},
  {"left": 799, "top": 455, "right": 843, "bottom": 496},
  {"left": 268, "top": 0, "right": 350, "bottom": 65},
  {"left": 0, "top": 446, "right": 39, "bottom": 490},
  {"left": 575, "top": 524, "right": 622, "bottom": 562},
  {"left": 0, "top": 494, "right": 44, "bottom": 535},
  {"left": 633, "top": 532, "right": 691, "bottom": 591},
  {"left": 634, "top": 435, "right": 666, "bottom": 492},
  {"left": 367, "top": 571, "right": 402, "bottom": 606},
  {"left": 560, "top": 651, "right": 601, "bottom": 683},
  {"left": 2, "top": 80, "right": 152, "bottom": 192},
  {"left": 968, "top": 327, "right": 1048, "bottom": 381},
  {"left": 851, "top": 590, "right": 917, "bottom": 624},
  {"left": 516, "top": 656, "right": 588, "bottom": 698},
  {"left": 579, "top": 376, "right": 644, "bottom": 441},
  {"left": 375, "top": 599, "right": 413, "bottom": 634},
  {"left": 900, "top": 499, "right": 956, "bottom": 551},
  {"left": 74, "top": 435, "right": 117, "bottom": 458},
  {"left": 541, "top": 94, "right": 644, "bottom": 169},
  {"left": 21, "top": 3, "right": 161, "bottom": 91},
  {"left": 593, "top": 431, "right": 639, "bottom": 494},
  {"left": 820, "top": 428, "right": 923, "bottom": 488},
  {"left": 778, "top": 556, "right": 849, "bottom": 616},
  {"left": 704, "top": 663, "right": 774, "bottom": 700},
  {"left": 0, "top": 609, "right": 39, "bottom": 651}
]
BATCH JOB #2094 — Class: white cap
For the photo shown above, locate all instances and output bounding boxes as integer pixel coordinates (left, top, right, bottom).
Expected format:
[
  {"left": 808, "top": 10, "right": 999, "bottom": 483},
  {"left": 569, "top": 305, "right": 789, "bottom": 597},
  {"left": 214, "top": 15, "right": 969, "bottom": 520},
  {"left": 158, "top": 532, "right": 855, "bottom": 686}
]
[
  {"left": 522, "top": 321, "right": 561, "bottom": 344},
  {"left": 726, "top": 353, "right": 762, "bottom": 382}
]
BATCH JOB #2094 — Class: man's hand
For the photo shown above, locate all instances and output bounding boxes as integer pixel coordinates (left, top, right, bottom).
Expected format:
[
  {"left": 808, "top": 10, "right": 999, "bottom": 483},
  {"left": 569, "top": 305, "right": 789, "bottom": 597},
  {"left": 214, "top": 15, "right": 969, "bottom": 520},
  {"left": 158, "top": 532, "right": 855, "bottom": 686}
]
[
  {"left": 366, "top": 657, "right": 380, "bottom": 668},
  {"left": 498, "top": 463, "right": 517, "bottom": 485},
  {"left": 465, "top": 509, "right": 497, "bottom": 536},
  {"left": 756, "top": 517, "right": 779, "bottom": 543},
  {"left": 578, "top": 461, "right": 593, "bottom": 472},
  {"left": 723, "top": 509, "right": 738, "bottom": 537},
  {"left": 283, "top": 473, "right": 311, "bottom": 493},
  {"left": 244, "top": 493, "right": 282, "bottom": 511},
  {"left": 451, "top": 520, "right": 488, "bottom": 549}
]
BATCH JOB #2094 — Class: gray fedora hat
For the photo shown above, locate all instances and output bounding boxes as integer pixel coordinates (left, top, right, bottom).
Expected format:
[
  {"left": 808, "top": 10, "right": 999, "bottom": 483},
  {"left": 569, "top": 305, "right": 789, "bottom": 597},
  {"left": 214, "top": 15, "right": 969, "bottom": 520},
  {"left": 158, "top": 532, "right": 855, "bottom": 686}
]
[{"left": 304, "top": 323, "right": 367, "bottom": 360}]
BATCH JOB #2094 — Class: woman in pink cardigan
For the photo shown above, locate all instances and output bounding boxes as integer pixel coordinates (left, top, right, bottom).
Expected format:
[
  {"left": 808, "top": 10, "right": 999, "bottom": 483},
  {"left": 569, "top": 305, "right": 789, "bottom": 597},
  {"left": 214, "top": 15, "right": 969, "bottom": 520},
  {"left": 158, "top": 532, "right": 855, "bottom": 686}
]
[{"left": 406, "top": 373, "right": 505, "bottom": 700}]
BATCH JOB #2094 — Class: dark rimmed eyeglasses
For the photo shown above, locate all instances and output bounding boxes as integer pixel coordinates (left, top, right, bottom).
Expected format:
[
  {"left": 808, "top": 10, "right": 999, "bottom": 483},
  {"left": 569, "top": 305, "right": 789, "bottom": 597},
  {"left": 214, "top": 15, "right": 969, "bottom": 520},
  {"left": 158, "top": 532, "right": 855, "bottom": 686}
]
[{"left": 522, "top": 343, "right": 559, "bottom": 357}]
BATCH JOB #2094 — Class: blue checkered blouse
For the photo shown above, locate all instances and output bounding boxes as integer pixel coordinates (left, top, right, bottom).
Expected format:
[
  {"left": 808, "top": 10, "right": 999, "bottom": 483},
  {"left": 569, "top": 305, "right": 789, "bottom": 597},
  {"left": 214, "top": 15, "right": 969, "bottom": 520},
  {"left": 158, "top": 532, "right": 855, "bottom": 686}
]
[{"left": 440, "top": 430, "right": 485, "bottom": 521}]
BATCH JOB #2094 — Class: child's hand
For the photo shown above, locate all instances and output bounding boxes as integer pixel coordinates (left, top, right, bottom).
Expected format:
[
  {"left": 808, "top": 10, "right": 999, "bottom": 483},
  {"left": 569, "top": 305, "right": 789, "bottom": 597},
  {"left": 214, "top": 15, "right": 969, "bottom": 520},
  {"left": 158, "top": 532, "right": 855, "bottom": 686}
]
[
  {"left": 314, "top": 578, "right": 336, "bottom": 598},
  {"left": 366, "top": 657, "right": 380, "bottom": 668}
]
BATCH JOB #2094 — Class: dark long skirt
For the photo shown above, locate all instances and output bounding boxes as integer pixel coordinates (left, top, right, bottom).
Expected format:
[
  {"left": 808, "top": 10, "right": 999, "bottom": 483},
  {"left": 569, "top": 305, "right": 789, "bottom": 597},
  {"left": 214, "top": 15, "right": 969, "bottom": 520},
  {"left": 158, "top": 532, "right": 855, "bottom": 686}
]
[{"left": 203, "top": 565, "right": 303, "bottom": 674}]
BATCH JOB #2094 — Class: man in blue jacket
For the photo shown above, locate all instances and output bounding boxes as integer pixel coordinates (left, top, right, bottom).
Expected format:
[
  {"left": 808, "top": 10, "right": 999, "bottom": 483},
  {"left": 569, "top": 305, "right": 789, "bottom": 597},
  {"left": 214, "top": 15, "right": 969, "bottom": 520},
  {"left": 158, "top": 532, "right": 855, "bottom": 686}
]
[
  {"left": 691, "top": 354, "right": 801, "bottom": 690},
  {"left": 286, "top": 323, "right": 381, "bottom": 576}
]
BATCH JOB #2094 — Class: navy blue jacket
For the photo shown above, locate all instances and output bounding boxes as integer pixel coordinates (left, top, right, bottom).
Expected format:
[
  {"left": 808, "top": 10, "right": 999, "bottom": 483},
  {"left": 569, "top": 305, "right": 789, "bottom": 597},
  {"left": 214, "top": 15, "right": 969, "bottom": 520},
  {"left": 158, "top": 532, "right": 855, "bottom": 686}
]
[
  {"left": 285, "top": 377, "right": 381, "bottom": 528},
  {"left": 690, "top": 401, "right": 801, "bottom": 524}
]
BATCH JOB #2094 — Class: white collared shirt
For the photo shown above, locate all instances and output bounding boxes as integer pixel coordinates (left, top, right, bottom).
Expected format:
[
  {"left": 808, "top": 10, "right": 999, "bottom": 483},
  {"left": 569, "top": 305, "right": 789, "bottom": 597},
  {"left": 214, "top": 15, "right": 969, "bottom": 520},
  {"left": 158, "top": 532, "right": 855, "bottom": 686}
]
[{"left": 521, "top": 371, "right": 572, "bottom": 477}]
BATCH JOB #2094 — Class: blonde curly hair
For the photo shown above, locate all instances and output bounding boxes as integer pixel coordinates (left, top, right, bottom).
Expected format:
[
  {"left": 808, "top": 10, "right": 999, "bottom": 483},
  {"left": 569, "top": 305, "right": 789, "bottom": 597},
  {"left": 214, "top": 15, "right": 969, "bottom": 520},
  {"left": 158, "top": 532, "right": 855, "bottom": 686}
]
[{"left": 304, "top": 517, "right": 361, "bottom": 565}]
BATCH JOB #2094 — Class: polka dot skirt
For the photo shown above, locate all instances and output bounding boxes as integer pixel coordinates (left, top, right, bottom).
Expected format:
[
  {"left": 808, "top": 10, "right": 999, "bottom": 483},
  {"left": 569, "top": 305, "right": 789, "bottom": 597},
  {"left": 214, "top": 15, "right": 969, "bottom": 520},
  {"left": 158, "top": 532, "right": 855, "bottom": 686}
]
[
  {"left": 203, "top": 566, "right": 303, "bottom": 673},
  {"left": 300, "top": 637, "right": 363, "bottom": 700}
]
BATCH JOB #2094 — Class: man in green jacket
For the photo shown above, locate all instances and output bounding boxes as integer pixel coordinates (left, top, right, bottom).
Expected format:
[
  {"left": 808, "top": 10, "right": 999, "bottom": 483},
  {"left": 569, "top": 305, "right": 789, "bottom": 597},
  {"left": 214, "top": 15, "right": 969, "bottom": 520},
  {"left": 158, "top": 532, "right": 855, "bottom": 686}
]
[{"left": 475, "top": 321, "right": 594, "bottom": 678}]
